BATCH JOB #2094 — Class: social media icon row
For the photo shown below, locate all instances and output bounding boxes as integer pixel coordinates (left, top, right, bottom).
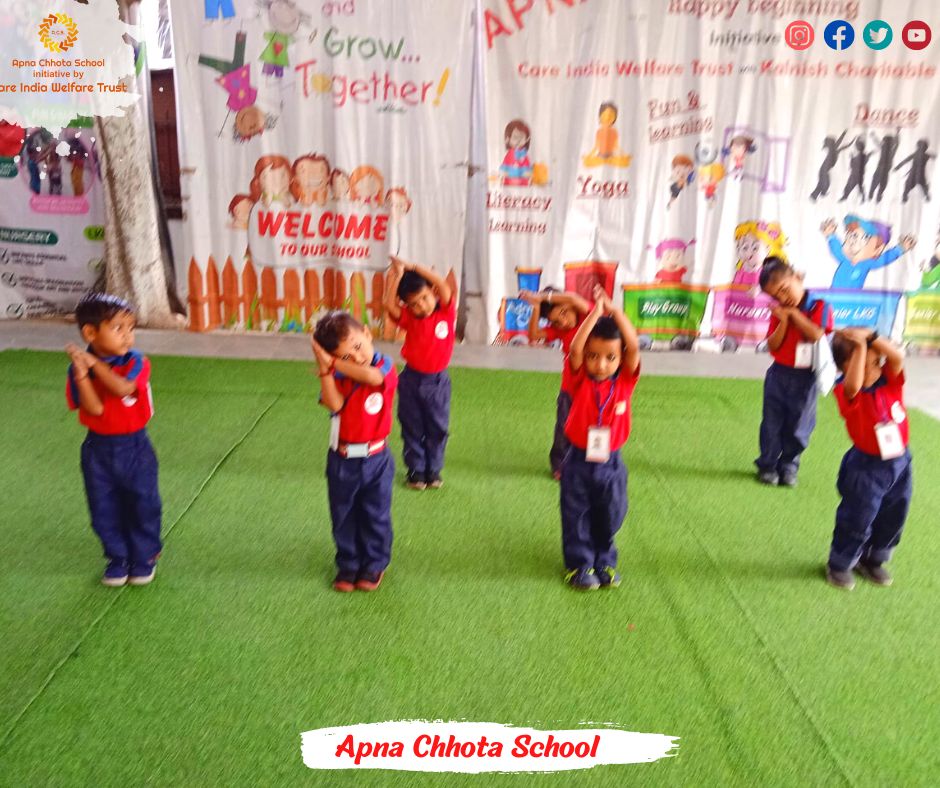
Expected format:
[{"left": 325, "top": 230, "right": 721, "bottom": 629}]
[{"left": 785, "top": 20, "right": 931, "bottom": 51}]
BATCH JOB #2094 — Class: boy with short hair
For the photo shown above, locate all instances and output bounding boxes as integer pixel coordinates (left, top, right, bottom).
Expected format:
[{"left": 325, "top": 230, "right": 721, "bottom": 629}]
[
  {"left": 312, "top": 311, "right": 398, "bottom": 592},
  {"left": 756, "top": 256, "right": 834, "bottom": 487},
  {"left": 826, "top": 328, "right": 913, "bottom": 590},
  {"left": 65, "top": 293, "right": 162, "bottom": 587},
  {"left": 384, "top": 256, "right": 455, "bottom": 490},
  {"left": 520, "top": 287, "right": 592, "bottom": 479},
  {"left": 560, "top": 285, "right": 641, "bottom": 590}
]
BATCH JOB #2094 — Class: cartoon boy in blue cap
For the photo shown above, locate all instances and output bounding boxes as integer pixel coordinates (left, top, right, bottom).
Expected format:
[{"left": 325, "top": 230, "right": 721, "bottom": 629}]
[{"left": 821, "top": 215, "right": 915, "bottom": 289}]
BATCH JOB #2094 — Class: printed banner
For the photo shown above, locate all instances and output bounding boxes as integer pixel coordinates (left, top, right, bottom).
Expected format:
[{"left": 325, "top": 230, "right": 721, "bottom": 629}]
[
  {"left": 0, "top": 118, "right": 105, "bottom": 319},
  {"left": 483, "top": 0, "right": 940, "bottom": 350},
  {"left": 172, "top": 0, "right": 474, "bottom": 333}
]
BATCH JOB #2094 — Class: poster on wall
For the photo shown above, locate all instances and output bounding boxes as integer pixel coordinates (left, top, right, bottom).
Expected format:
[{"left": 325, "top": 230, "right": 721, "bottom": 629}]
[
  {"left": 482, "top": 0, "right": 940, "bottom": 350},
  {"left": 173, "top": 0, "right": 474, "bottom": 333},
  {"left": 0, "top": 118, "right": 105, "bottom": 320}
]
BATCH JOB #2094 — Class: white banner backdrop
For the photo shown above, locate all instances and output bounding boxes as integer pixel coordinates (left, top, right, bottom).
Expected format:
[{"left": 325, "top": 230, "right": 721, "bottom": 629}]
[
  {"left": 483, "top": 0, "right": 940, "bottom": 350},
  {"left": 0, "top": 121, "right": 105, "bottom": 320},
  {"left": 172, "top": 0, "right": 474, "bottom": 332}
]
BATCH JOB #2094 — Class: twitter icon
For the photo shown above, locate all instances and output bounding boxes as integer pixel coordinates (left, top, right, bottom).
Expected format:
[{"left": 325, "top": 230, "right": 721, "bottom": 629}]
[{"left": 864, "top": 20, "right": 893, "bottom": 50}]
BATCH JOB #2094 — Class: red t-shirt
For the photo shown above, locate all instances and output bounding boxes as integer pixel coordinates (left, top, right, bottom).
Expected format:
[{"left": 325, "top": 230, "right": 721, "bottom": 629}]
[
  {"left": 768, "top": 297, "right": 833, "bottom": 367},
  {"left": 833, "top": 368, "right": 909, "bottom": 457},
  {"left": 331, "top": 352, "right": 398, "bottom": 444},
  {"left": 544, "top": 312, "right": 590, "bottom": 394},
  {"left": 398, "top": 297, "right": 456, "bottom": 374},
  {"left": 564, "top": 362, "right": 640, "bottom": 451},
  {"left": 66, "top": 349, "right": 154, "bottom": 435}
]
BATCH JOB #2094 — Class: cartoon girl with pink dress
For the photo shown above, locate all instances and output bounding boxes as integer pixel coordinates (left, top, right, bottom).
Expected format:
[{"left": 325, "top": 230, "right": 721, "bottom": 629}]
[{"left": 499, "top": 119, "right": 533, "bottom": 186}]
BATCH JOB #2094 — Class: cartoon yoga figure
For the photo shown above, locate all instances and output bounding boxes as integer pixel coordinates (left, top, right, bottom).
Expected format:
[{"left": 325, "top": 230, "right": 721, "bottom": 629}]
[
  {"left": 810, "top": 131, "right": 853, "bottom": 201},
  {"left": 582, "top": 102, "right": 631, "bottom": 168},
  {"left": 822, "top": 214, "right": 916, "bottom": 289},
  {"left": 499, "top": 119, "right": 533, "bottom": 186},
  {"left": 733, "top": 221, "right": 787, "bottom": 288},
  {"left": 653, "top": 238, "right": 694, "bottom": 283}
]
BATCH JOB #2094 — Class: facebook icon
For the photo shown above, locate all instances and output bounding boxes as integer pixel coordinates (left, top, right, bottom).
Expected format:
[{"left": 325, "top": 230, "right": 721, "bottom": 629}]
[{"left": 824, "top": 20, "right": 855, "bottom": 50}]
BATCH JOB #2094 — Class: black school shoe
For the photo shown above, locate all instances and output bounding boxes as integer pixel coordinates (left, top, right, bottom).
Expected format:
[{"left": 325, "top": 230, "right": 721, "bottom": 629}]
[
  {"left": 405, "top": 471, "right": 427, "bottom": 490},
  {"left": 565, "top": 568, "right": 600, "bottom": 590},
  {"left": 825, "top": 566, "right": 856, "bottom": 591},
  {"left": 856, "top": 560, "right": 893, "bottom": 587},
  {"left": 425, "top": 472, "right": 444, "bottom": 489}
]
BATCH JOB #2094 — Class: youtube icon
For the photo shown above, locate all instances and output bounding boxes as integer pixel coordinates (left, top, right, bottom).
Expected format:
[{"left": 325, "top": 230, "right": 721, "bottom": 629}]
[{"left": 902, "top": 20, "right": 931, "bottom": 50}]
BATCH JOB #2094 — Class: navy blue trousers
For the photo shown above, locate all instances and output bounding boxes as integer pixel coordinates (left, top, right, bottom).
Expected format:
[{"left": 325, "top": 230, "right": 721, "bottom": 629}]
[
  {"left": 398, "top": 367, "right": 450, "bottom": 477},
  {"left": 81, "top": 430, "right": 162, "bottom": 567},
  {"left": 560, "top": 448, "right": 628, "bottom": 571},
  {"left": 549, "top": 391, "right": 572, "bottom": 474},
  {"left": 756, "top": 363, "right": 819, "bottom": 475},
  {"left": 326, "top": 447, "right": 394, "bottom": 575},
  {"left": 829, "top": 447, "right": 912, "bottom": 572}
]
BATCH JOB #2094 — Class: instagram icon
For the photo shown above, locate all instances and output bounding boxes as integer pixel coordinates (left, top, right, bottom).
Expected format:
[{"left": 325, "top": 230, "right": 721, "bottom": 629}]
[{"left": 785, "top": 20, "right": 814, "bottom": 50}]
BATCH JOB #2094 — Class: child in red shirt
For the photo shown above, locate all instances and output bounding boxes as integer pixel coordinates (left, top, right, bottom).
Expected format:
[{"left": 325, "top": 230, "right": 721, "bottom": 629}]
[
  {"left": 384, "top": 257, "right": 455, "bottom": 490},
  {"left": 312, "top": 311, "right": 398, "bottom": 592},
  {"left": 756, "top": 257, "right": 833, "bottom": 486},
  {"left": 559, "top": 286, "right": 640, "bottom": 590},
  {"left": 65, "top": 293, "right": 162, "bottom": 587},
  {"left": 826, "top": 329, "right": 913, "bottom": 590},
  {"left": 520, "top": 287, "right": 592, "bottom": 479}
]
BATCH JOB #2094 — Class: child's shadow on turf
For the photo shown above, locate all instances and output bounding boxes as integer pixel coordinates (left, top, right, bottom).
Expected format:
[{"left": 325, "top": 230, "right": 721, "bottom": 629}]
[{"left": 632, "top": 461, "right": 756, "bottom": 483}]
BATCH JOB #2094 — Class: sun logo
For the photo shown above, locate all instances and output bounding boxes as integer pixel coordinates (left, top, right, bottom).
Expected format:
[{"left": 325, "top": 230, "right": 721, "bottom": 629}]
[{"left": 38, "top": 13, "right": 79, "bottom": 53}]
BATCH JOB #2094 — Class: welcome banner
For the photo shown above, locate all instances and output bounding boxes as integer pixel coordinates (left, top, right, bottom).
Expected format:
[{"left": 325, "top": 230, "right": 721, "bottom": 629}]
[
  {"left": 483, "top": 0, "right": 940, "bottom": 350},
  {"left": 172, "top": 0, "right": 474, "bottom": 333}
]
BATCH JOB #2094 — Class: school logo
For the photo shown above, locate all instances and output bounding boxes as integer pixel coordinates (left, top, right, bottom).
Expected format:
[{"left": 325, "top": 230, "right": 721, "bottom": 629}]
[
  {"left": 121, "top": 394, "right": 139, "bottom": 407},
  {"left": 364, "top": 392, "right": 384, "bottom": 415},
  {"left": 614, "top": 401, "right": 627, "bottom": 416},
  {"left": 891, "top": 401, "right": 906, "bottom": 424},
  {"left": 38, "top": 13, "right": 79, "bottom": 53},
  {"left": 434, "top": 320, "right": 449, "bottom": 339}
]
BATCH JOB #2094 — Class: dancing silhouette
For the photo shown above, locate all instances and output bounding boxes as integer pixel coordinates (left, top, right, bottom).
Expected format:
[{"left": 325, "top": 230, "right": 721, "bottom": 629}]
[
  {"left": 810, "top": 131, "right": 852, "bottom": 201},
  {"left": 868, "top": 129, "right": 901, "bottom": 203},
  {"left": 894, "top": 139, "right": 935, "bottom": 203},
  {"left": 839, "top": 137, "right": 870, "bottom": 202}
]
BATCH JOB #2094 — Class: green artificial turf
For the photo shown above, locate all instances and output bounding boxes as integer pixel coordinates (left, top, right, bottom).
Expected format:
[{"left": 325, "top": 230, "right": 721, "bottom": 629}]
[{"left": 0, "top": 348, "right": 938, "bottom": 787}]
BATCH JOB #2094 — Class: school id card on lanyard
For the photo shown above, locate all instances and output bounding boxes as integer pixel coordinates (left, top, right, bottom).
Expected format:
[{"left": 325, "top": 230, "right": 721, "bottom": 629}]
[
  {"left": 874, "top": 387, "right": 905, "bottom": 460},
  {"left": 586, "top": 379, "right": 617, "bottom": 463}
]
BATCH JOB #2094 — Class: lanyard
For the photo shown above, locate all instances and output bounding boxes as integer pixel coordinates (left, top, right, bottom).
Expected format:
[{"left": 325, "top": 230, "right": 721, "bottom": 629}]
[
  {"left": 593, "top": 378, "right": 617, "bottom": 427},
  {"left": 875, "top": 384, "right": 891, "bottom": 423}
]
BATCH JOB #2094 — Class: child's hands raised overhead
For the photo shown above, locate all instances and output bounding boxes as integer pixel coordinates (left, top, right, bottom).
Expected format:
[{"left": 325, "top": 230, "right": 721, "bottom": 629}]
[
  {"left": 519, "top": 289, "right": 541, "bottom": 305},
  {"left": 592, "top": 284, "right": 610, "bottom": 312},
  {"left": 310, "top": 335, "right": 334, "bottom": 373}
]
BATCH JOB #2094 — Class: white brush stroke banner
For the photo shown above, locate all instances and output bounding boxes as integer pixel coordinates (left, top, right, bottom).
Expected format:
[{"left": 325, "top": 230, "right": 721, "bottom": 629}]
[{"left": 301, "top": 721, "right": 678, "bottom": 773}]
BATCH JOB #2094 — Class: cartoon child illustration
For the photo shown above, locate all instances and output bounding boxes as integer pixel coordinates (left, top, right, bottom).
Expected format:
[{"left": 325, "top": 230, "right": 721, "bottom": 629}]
[
  {"left": 698, "top": 161, "right": 725, "bottom": 203},
  {"left": 500, "top": 119, "right": 533, "bottom": 186},
  {"left": 385, "top": 187, "right": 412, "bottom": 223},
  {"left": 894, "top": 139, "right": 935, "bottom": 203},
  {"left": 582, "top": 102, "right": 631, "bottom": 168},
  {"left": 723, "top": 134, "right": 756, "bottom": 178},
  {"left": 66, "top": 138, "right": 87, "bottom": 196},
  {"left": 228, "top": 194, "right": 254, "bottom": 229},
  {"left": 259, "top": 0, "right": 306, "bottom": 79},
  {"left": 330, "top": 168, "right": 350, "bottom": 202},
  {"left": 733, "top": 221, "right": 787, "bottom": 287},
  {"left": 653, "top": 238, "right": 694, "bottom": 283},
  {"left": 24, "top": 129, "right": 53, "bottom": 194},
  {"left": 822, "top": 215, "right": 916, "bottom": 289},
  {"left": 349, "top": 165, "right": 384, "bottom": 204},
  {"left": 248, "top": 155, "right": 294, "bottom": 208},
  {"left": 290, "top": 154, "right": 331, "bottom": 207},
  {"left": 385, "top": 187, "right": 412, "bottom": 255},
  {"left": 868, "top": 128, "right": 901, "bottom": 203},
  {"left": 668, "top": 155, "right": 694, "bottom": 207},
  {"left": 810, "top": 131, "right": 853, "bottom": 201}
]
